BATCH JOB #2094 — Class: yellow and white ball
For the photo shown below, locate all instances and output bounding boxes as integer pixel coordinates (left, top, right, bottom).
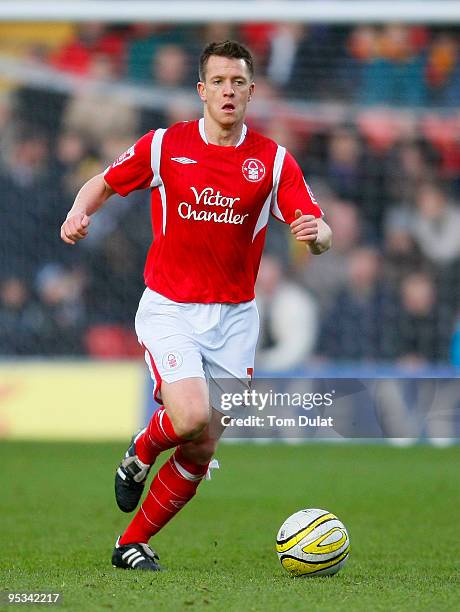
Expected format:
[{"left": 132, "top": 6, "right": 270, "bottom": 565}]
[{"left": 276, "top": 508, "right": 350, "bottom": 577}]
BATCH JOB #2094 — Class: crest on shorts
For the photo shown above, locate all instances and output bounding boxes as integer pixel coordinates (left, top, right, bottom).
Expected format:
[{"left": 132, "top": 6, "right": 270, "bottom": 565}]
[
  {"left": 162, "top": 351, "right": 183, "bottom": 370},
  {"left": 242, "top": 158, "right": 265, "bottom": 182}
]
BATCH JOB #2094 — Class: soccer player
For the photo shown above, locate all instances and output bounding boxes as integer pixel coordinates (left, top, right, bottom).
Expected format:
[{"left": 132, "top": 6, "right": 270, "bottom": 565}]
[{"left": 61, "top": 40, "right": 332, "bottom": 571}]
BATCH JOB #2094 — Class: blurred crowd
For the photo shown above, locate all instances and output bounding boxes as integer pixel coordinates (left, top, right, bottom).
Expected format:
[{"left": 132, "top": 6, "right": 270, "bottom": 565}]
[
  {"left": 1, "top": 22, "right": 459, "bottom": 105},
  {"left": 1, "top": 22, "right": 460, "bottom": 367}
]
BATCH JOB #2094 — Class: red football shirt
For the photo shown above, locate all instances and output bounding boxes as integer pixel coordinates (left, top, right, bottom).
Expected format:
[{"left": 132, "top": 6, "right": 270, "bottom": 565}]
[{"left": 104, "top": 118, "right": 322, "bottom": 303}]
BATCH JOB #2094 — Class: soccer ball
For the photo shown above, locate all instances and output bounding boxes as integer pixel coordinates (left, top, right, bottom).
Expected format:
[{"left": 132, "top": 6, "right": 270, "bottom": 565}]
[{"left": 276, "top": 508, "right": 350, "bottom": 577}]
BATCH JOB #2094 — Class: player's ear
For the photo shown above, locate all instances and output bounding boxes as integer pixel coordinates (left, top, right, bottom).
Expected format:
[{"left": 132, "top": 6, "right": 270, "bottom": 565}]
[
  {"left": 248, "top": 82, "right": 255, "bottom": 102},
  {"left": 197, "top": 81, "right": 207, "bottom": 102}
]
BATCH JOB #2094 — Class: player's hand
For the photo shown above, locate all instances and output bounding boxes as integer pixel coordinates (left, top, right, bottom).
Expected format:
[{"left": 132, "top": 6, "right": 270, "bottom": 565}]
[
  {"left": 60, "top": 213, "right": 90, "bottom": 245},
  {"left": 290, "top": 209, "right": 318, "bottom": 242}
]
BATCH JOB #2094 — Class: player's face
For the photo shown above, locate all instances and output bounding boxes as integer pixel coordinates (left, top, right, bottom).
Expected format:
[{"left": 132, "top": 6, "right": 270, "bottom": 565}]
[{"left": 197, "top": 56, "right": 254, "bottom": 128}]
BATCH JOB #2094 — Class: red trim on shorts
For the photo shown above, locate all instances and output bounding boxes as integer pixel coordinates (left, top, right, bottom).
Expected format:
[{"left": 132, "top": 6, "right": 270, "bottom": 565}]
[{"left": 142, "top": 343, "right": 163, "bottom": 405}]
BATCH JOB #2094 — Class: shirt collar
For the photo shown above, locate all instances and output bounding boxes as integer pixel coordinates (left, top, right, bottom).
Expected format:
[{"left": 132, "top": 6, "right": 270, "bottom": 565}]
[{"left": 198, "top": 117, "right": 247, "bottom": 147}]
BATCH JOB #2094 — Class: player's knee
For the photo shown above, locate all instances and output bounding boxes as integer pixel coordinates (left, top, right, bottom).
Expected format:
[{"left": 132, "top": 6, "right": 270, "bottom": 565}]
[{"left": 170, "top": 405, "right": 210, "bottom": 439}]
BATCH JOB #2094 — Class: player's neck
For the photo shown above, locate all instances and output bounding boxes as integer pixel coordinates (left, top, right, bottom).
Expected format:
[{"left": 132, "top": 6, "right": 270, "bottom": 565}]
[{"left": 203, "top": 115, "right": 245, "bottom": 147}]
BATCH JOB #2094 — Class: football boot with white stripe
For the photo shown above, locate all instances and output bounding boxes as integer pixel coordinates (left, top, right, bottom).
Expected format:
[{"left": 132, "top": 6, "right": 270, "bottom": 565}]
[
  {"left": 115, "top": 429, "right": 152, "bottom": 513},
  {"left": 112, "top": 537, "right": 162, "bottom": 571}
]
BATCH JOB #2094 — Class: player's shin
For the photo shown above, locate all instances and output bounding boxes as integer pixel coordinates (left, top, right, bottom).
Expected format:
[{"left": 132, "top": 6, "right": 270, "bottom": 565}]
[
  {"left": 135, "top": 407, "right": 185, "bottom": 464},
  {"left": 119, "top": 447, "right": 210, "bottom": 545}
]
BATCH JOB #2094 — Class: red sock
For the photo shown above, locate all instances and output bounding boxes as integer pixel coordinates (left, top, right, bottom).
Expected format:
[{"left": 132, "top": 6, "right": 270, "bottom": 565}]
[
  {"left": 119, "top": 447, "right": 209, "bottom": 545},
  {"left": 135, "top": 408, "right": 183, "bottom": 464}
]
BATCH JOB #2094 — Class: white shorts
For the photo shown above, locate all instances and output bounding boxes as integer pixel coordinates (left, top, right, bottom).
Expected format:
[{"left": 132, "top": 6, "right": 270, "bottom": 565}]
[{"left": 135, "top": 288, "right": 259, "bottom": 410}]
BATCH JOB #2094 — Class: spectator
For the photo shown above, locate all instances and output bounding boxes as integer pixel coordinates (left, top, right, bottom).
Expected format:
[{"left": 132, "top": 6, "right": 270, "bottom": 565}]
[
  {"left": 85, "top": 227, "right": 146, "bottom": 326},
  {"left": 383, "top": 208, "right": 425, "bottom": 287},
  {"left": 300, "top": 196, "right": 361, "bottom": 310},
  {"left": 52, "top": 131, "right": 90, "bottom": 201},
  {"left": 266, "top": 24, "right": 346, "bottom": 100},
  {"left": 0, "top": 276, "right": 42, "bottom": 355},
  {"left": 425, "top": 32, "right": 460, "bottom": 107},
  {"left": 61, "top": 53, "right": 139, "bottom": 147},
  {"left": 396, "top": 271, "right": 449, "bottom": 364},
  {"left": 266, "top": 23, "right": 305, "bottom": 87},
  {"left": 341, "top": 25, "right": 379, "bottom": 99},
  {"left": 126, "top": 26, "right": 191, "bottom": 83},
  {"left": 50, "top": 23, "right": 127, "bottom": 77},
  {"left": 34, "top": 264, "right": 86, "bottom": 355},
  {"left": 239, "top": 22, "right": 274, "bottom": 67},
  {"left": 151, "top": 44, "right": 190, "bottom": 88},
  {"left": 318, "top": 246, "right": 398, "bottom": 361},
  {"left": 411, "top": 181, "right": 460, "bottom": 265},
  {"left": 357, "top": 24, "right": 427, "bottom": 106},
  {"left": 386, "top": 138, "right": 440, "bottom": 205},
  {"left": 255, "top": 254, "right": 318, "bottom": 372},
  {"left": 0, "top": 128, "right": 63, "bottom": 280},
  {"left": 313, "top": 126, "right": 389, "bottom": 240}
]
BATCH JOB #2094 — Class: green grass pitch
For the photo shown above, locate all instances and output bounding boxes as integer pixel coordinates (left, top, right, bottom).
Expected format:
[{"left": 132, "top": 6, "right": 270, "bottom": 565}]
[{"left": 1, "top": 441, "right": 459, "bottom": 611}]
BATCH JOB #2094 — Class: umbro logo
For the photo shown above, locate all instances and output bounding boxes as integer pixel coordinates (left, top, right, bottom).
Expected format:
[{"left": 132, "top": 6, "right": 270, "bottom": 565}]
[{"left": 171, "top": 157, "right": 197, "bottom": 164}]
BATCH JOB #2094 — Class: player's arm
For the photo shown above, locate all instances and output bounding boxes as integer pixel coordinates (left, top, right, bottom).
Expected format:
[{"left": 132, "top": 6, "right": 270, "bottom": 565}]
[
  {"left": 60, "top": 174, "right": 115, "bottom": 245},
  {"left": 290, "top": 209, "right": 332, "bottom": 255},
  {"left": 60, "top": 131, "right": 154, "bottom": 245},
  {"left": 275, "top": 151, "right": 332, "bottom": 255}
]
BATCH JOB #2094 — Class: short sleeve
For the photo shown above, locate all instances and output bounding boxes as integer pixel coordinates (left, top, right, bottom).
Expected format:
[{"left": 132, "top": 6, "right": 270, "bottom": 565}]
[
  {"left": 103, "top": 131, "right": 154, "bottom": 197},
  {"left": 272, "top": 150, "right": 323, "bottom": 224}
]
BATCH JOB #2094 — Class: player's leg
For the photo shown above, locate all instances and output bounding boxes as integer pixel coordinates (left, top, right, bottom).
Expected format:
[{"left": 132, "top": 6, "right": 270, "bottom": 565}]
[
  {"left": 115, "top": 289, "right": 209, "bottom": 513},
  {"left": 115, "top": 375, "right": 210, "bottom": 512},
  {"left": 117, "top": 407, "right": 224, "bottom": 552},
  {"left": 120, "top": 300, "right": 260, "bottom": 561},
  {"left": 178, "top": 408, "right": 224, "bottom": 466},
  {"left": 112, "top": 293, "right": 229, "bottom": 570},
  {"left": 112, "top": 378, "right": 217, "bottom": 571},
  {"left": 136, "top": 376, "right": 211, "bottom": 464}
]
